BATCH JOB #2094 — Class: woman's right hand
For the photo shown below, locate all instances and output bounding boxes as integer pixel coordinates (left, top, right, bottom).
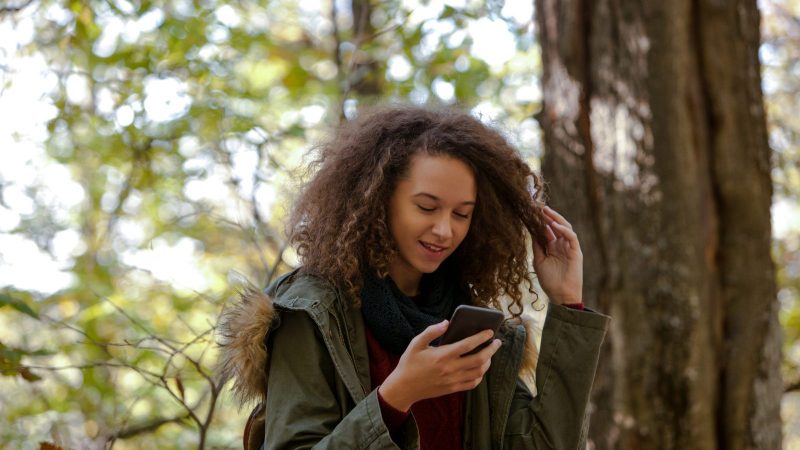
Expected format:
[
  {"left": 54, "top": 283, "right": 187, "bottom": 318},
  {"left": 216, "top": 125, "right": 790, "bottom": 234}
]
[{"left": 377, "top": 321, "right": 502, "bottom": 412}]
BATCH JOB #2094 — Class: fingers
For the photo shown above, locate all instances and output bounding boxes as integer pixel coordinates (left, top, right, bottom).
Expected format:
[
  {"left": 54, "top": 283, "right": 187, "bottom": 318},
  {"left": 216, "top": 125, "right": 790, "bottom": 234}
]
[
  {"left": 456, "top": 367, "right": 490, "bottom": 389},
  {"left": 543, "top": 205, "right": 573, "bottom": 230},
  {"left": 549, "top": 221, "right": 581, "bottom": 250},
  {"left": 539, "top": 206, "right": 571, "bottom": 253},
  {"left": 453, "top": 338, "right": 502, "bottom": 371},
  {"left": 458, "top": 378, "right": 484, "bottom": 390},
  {"left": 443, "top": 329, "right": 496, "bottom": 358},
  {"left": 450, "top": 343, "right": 499, "bottom": 391},
  {"left": 545, "top": 223, "right": 557, "bottom": 242},
  {"left": 549, "top": 221, "right": 577, "bottom": 239},
  {"left": 541, "top": 205, "right": 579, "bottom": 248},
  {"left": 410, "top": 320, "right": 449, "bottom": 350}
]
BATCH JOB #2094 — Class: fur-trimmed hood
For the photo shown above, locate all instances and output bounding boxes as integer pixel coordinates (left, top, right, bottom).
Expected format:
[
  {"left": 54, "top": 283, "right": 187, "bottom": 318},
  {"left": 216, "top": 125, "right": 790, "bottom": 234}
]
[
  {"left": 216, "top": 277, "right": 541, "bottom": 408},
  {"left": 217, "top": 285, "right": 277, "bottom": 407}
]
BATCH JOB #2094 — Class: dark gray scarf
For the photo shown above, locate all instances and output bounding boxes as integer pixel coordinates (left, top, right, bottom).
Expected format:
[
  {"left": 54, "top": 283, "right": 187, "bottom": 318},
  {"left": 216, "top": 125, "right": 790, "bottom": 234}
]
[{"left": 360, "top": 267, "right": 468, "bottom": 355}]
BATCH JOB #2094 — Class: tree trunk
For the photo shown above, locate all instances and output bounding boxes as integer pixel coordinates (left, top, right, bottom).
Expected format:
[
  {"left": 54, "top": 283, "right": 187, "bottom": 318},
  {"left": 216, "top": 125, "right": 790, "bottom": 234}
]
[
  {"left": 333, "top": 0, "right": 384, "bottom": 121},
  {"left": 535, "top": 0, "right": 782, "bottom": 448}
]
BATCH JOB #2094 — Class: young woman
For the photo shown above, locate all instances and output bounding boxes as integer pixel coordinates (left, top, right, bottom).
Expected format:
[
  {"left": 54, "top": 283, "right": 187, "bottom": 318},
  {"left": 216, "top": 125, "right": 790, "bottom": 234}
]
[{"left": 218, "top": 105, "right": 610, "bottom": 450}]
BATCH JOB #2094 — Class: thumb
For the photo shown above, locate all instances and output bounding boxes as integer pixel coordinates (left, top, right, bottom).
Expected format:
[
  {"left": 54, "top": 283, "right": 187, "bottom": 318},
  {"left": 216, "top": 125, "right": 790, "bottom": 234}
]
[{"left": 410, "top": 320, "right": 449, "bottom": 350}]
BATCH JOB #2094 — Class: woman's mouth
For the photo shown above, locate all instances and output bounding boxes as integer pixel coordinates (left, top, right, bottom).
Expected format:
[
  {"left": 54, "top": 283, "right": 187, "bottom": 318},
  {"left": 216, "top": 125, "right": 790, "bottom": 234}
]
[{"left": 419, "top": 241, "right": 447, "bottom": 256}]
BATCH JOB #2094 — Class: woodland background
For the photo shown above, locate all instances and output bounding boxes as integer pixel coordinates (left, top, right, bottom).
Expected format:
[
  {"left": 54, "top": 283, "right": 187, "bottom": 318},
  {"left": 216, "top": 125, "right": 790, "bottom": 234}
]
[{"left": 0, "top": 0, "right": 798, "bottom": 449}]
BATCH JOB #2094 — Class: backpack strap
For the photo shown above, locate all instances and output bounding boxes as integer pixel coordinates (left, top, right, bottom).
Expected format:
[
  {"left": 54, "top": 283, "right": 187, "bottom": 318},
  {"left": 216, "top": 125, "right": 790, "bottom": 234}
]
[{"left": 243, "top": 402, "right": 266, "bottom": 450}]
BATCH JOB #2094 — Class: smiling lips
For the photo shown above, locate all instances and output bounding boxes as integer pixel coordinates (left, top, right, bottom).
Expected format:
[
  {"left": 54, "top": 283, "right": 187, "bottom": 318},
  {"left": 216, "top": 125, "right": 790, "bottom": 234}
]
[{"left": 419, "top": 240, "right": 448, "bottom": 255}]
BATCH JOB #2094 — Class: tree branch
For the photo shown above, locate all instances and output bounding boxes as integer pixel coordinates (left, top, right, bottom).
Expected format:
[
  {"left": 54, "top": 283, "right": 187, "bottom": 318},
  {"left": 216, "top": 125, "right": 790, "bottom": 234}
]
[
  {"left": 785, "top": 377, "right": 800, "bottom": 393},
  {"left": 0, "top": 0, "right": 36, "bottom": 15},
  {"left": 110, "top": 412, "right": 192, "bottom": 440}
]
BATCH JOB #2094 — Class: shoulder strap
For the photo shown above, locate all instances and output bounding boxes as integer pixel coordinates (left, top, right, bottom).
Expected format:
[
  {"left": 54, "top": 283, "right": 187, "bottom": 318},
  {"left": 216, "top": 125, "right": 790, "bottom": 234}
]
[{"left": 243, "top": 402, "right": 266, "bottom": 450}]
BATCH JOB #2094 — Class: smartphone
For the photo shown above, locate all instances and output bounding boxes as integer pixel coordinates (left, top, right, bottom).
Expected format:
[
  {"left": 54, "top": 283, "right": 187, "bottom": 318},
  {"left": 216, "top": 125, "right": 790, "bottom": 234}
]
[{"left": 438, "top": 305, "right": 505, "bottom": 356}]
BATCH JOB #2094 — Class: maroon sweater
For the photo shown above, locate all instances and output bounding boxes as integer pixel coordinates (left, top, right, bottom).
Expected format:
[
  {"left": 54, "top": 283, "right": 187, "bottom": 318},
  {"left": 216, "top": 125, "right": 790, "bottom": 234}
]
[
  {"left": 367, "top": 326, "right": 465, "bottom": 449},
  {"left": 366, "top": 302, "right": 585, "bottom": 448}
]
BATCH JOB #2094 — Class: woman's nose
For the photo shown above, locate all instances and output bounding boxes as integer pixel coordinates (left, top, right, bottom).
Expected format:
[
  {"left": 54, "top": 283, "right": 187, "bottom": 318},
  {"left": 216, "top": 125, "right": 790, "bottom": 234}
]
[{"left": 432, "top": 214, "right": 453, "bottom": 240}]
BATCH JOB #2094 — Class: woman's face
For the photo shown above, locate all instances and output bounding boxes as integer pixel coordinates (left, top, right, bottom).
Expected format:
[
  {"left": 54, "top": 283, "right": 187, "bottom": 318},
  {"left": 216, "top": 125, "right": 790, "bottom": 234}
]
[{"left": 387, "top": 153, "right": 477, "bottom": 293}]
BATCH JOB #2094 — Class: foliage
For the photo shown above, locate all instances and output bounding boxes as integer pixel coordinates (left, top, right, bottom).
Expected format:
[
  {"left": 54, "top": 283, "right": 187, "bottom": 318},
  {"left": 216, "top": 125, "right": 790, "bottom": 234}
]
[
  {"left": 763, "top": 0, "right": 800, "bottom": 388},
  {"left": 0, "top": 0, "right": 544, "bottom": 447},
  {"left": 1, "top": 0, "right": 798, "bottom": 447}
]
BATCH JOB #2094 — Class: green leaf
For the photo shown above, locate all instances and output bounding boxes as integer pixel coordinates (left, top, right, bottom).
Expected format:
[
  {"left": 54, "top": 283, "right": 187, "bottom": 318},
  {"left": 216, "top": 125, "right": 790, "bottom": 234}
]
[
  {"left": 0, "top": 340, "right": 46, "bottom": 381},
  {"left": 0, "top": 293, "right": 39, "bottom": 319},
  {"left": 441, "top": 5, "right": 458, "bottom": 19}
]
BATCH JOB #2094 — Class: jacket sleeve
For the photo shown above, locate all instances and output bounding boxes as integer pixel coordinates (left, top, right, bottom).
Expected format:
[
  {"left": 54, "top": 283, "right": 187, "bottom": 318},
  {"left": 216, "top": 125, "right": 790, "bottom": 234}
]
[
  {"left": 263, "top": 308, "right": 419, "bottom": 450},
  {"left": 503, "top": 304, "right": 609, "bottom": 450}
]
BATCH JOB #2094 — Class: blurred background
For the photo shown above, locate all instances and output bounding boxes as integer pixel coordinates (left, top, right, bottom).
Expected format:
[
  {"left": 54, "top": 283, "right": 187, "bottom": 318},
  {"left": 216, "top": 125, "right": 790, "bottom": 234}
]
[{"left": 0, "top": 0, "right": 797, "bottom": 449}]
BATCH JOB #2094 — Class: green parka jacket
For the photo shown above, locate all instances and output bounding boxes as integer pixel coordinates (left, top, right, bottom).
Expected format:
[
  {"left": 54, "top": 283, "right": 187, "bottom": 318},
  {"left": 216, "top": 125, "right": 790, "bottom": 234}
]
[{"left": 218, "top": 270, "right": 610, "bottom": 450}]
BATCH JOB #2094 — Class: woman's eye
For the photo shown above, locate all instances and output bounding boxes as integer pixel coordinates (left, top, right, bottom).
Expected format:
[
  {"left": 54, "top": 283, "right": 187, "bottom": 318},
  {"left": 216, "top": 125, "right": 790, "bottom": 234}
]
[
  {"left": 454, "top": 212, "right": 470, "bottom": 219},
  {"left": 417, "top": 205, "right": 435, "bottom": 212}
]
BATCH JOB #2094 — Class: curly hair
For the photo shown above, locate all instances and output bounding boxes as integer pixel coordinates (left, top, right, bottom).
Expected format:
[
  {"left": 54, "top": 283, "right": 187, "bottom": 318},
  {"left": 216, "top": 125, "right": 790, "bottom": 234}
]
[{"left": 289, "top": 104, "right": 550, "bottom": 319}]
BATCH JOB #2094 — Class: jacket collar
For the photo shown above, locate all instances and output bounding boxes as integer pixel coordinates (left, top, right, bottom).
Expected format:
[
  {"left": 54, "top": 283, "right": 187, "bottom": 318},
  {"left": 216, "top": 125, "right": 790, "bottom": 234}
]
[{"left": 217, "top": 269, "right": 371, "bottom": 406}]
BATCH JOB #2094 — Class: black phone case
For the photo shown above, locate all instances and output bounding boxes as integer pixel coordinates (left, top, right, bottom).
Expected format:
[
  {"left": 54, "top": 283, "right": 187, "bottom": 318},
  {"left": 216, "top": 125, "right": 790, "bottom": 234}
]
[{"left": 438, "top": 305, "right": 505, "bottom": 356}]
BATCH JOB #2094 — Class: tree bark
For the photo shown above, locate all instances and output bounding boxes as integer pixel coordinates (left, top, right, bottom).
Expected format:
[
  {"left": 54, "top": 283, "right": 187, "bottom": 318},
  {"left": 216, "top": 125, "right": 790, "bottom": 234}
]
[{"left": 535, "top": 0, "right": 782, "bottom": 448}]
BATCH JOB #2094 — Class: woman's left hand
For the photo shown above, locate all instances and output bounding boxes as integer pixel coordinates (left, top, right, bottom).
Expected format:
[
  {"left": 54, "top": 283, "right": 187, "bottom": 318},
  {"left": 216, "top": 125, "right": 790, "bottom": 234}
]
[{"left": 532, "top": 206, "right": 584, "bottom": 305}]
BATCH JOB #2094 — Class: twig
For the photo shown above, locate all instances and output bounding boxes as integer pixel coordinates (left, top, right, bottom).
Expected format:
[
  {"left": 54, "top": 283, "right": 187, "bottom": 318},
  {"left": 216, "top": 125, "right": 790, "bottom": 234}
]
[
  {"left": 0, "top": 0, "right": 36, "bottom": 15},
  {"left": 110, "top": 411, "right": 192, "bottom": 439},
  {"left": 28, "top": 291, "right": 227, "bottom": 448},
  {"left": 785, "top": 379, "right": 800, "bottom": 393}
]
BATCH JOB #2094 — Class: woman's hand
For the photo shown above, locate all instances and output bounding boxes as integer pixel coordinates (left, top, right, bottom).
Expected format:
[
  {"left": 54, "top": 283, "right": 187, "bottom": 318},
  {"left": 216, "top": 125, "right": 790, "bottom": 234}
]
[
  {"left": 532, "top": 205, "right": 584, "bottom": 305},
  {"left": 378, "top": 321, "right": 502, "bottom": 412}
]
